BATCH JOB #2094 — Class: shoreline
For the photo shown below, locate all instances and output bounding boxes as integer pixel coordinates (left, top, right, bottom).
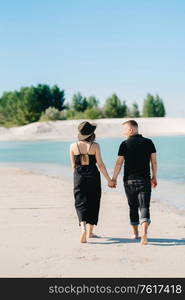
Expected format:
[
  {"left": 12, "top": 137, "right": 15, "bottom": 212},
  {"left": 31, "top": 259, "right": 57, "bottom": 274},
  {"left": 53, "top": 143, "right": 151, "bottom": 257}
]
[
  {"left": 1, "top": 161, "right": 185, "bottom": 215},
  {"left": 0, "top": 165, "right": 185, "bottom": 277},
  {"left": 14, "top": 164, "right": 185, "bottom": 218}
]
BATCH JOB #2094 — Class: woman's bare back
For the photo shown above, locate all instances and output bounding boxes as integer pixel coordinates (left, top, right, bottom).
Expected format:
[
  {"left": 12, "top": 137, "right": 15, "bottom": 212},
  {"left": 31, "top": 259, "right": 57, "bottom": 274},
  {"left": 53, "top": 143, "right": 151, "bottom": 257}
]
[{"left": 71, "top": 141, "right": 98, "bottom": 165}]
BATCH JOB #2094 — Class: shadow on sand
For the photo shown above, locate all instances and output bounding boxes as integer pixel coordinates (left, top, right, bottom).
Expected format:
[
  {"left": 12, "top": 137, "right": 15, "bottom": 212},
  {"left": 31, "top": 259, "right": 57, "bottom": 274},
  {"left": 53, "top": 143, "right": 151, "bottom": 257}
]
[{"left": 88, "top": 237, "right": 185, "bottom": 246}]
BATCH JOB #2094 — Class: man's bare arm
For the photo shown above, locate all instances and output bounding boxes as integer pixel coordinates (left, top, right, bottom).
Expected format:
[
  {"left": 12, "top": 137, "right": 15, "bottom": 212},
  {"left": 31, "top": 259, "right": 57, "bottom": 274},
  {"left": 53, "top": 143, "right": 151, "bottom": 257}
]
[
  {"left": 150, "top": 152, "right": 157, "bottom": 188},
  {"left": 112, "top": 156, "right": 124, "bottom": 183}
]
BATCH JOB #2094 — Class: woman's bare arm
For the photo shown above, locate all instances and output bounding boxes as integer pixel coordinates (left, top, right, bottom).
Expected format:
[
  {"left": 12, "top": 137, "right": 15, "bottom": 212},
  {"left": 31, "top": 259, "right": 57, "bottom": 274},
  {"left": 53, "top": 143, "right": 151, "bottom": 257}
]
[
  {"left": 69, "top": 144, "right": 76, "bottom": 169},
  {"left": 95, "top": 143, "right": 113, "bottom": 185}
]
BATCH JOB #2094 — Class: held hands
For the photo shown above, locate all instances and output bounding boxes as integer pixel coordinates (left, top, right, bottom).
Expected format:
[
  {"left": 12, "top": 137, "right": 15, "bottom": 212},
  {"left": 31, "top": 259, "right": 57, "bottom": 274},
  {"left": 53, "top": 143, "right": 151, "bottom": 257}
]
[{"left": 108, "top": 178, "right": 117, "bottom": 188}]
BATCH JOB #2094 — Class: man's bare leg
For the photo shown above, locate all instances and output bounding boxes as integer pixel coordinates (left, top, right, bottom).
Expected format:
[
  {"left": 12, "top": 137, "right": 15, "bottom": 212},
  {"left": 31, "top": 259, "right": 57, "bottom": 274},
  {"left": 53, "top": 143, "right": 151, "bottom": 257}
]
[
  {"left": 141, "top": 221, "right": 149, "bottom": 245},
  {"left": 131, "top": 225, "right": 139, "bottom": 239},
  {"left": 80, "top": 221, "right": 87, "bottom": 243}
]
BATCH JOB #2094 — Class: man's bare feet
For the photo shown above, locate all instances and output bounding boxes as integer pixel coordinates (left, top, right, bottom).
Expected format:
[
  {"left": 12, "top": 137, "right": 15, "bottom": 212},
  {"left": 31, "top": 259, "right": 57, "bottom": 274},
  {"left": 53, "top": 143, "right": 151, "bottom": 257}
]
[
  {"left": 132, "top": 234, "right": 140, "bottom": 239},
  {"left": 141, "top": 234, "right": 148, "bottom": 245},
  {"left": 80, "top": 230, "right": 87, "bottom": 243},
  {"left": 132, "top": 225, "right": 139, "bottom": 239}
]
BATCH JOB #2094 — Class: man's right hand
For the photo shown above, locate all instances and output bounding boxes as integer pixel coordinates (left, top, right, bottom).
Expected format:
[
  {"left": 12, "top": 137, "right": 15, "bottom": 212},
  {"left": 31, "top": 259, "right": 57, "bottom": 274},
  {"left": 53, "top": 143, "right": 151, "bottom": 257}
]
[{"left": 151, "top": 177, "right": 157, "bottom": 188}]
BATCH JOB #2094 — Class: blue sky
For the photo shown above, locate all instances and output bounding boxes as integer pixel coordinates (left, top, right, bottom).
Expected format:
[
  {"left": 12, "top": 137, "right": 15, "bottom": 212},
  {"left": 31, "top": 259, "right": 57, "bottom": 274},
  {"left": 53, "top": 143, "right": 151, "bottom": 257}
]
[{"left": 0, "top": 0, "right": 185, "bottom": 116}]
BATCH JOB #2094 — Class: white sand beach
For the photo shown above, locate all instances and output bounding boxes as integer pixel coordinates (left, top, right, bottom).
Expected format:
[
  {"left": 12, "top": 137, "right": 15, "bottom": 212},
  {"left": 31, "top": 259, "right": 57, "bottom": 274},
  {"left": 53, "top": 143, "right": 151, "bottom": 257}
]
[
  {"left": 0, "top": 117, "right": 185, "bottom": 141},
  {"left": 0, "top": 166, "right": 185, "bottom": 278}
]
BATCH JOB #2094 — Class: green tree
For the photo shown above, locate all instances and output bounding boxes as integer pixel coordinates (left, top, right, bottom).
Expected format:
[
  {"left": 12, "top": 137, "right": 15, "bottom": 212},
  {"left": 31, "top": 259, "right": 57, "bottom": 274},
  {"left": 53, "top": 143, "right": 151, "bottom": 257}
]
[
  {"left": 39, "top": 107, "right": 66, "bottom": 121},
  {"left": 50, "top": 85, "right": 66, "bottom": 111},
  {"left": 0, "top": 90, "right": 21, "bottom": 125},
  {"left": 0, "top": 111, "right": 6, "bottom": 125},
  {"left": 103, "top": 93, "right": 127, "bottom": 118},
  {"left": 66, "top": 109, "right": 85, "bottom": 120},
  {"left": 127, "top": 102, "right": 140, "bottom": 117},
  {"left": 71, "top": 92, "right": 88, "bottom": 112},
  {"left": 86, "top": 96, "right": 99, "bottom": 109},
  {"left": 154, "top": 94, "right": 166, "bottom": 117},
  {"left": 142, "top": 93, "right": 156, "bottom": 117},
  {"left": 142, "top": 93, "right": 166, "bottom": 117},
  {"left": 84, "top": 107, "right": 103, "bottom": 119},
  {"left": 0, "top": 84, "right": 66, "bottom": 126}
]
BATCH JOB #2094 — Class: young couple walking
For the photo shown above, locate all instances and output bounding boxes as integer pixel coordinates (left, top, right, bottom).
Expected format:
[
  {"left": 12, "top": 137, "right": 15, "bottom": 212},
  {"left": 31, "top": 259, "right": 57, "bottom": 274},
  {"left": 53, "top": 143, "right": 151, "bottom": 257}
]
[{"left": 69, "top": 120, "right": 157, "bottom": 245}]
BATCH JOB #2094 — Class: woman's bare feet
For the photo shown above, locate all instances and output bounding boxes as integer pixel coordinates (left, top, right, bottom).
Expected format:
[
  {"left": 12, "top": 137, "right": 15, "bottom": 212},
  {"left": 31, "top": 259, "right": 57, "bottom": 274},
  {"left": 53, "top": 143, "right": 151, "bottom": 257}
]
[
  {"left": 89, "top": 233, "right": 99, "bottom": 238},
  {"left": 141, "top": 234, "right": 148, "bottom": 245},
  {"left": 88, "top": 224, "right": 94, "bottom": 238},
  {"left": 80, "top": 230, "right": 87, "bottom": 243}
]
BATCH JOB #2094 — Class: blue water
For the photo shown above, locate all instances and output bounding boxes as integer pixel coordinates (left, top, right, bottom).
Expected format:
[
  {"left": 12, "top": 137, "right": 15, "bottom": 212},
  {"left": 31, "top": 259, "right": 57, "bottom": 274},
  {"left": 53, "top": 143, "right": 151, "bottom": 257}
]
[{"left": 0, "top": 136, "right": 185, "bottom": 183}]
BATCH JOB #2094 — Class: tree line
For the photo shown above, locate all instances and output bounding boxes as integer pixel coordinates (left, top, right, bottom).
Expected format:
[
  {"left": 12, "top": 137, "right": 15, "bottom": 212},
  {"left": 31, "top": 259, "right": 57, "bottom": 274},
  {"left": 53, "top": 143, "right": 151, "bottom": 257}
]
[{"left": 0, "top": 84, "right": 166, "bottom": 127}]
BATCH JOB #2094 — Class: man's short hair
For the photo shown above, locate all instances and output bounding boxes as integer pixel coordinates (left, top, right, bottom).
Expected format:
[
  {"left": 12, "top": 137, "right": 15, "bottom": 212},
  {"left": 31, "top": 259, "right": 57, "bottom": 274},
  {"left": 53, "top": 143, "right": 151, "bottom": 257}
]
[{"left": 122, "top": 120, "right": 138, "bottom": 128}]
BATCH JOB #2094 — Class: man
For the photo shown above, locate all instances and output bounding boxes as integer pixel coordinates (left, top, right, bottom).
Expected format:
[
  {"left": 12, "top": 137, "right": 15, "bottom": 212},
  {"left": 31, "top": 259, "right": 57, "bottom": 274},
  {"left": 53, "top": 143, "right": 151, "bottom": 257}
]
[{"left": 110, "top": 120, "right": 157, "bottom": 245}]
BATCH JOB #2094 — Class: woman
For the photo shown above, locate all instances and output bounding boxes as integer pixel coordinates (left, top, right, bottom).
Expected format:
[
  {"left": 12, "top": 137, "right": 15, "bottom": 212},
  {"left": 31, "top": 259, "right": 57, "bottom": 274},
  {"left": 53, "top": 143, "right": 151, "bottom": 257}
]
[{"left": 70, "top": 121, "right": 114, "bottom": 243}]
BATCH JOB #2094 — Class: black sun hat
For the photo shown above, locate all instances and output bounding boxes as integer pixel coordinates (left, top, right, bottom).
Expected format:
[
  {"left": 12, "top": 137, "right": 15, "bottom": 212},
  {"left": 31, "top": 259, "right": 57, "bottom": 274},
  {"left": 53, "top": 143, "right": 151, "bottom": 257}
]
[{"left": 78, "top": 121, "right": 97, "bottom": 141}]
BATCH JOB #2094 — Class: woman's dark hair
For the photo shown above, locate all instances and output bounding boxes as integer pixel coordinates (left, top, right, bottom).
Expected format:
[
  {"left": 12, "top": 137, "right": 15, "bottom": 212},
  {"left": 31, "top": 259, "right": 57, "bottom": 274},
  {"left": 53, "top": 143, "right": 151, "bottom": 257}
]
[{"left": 84, "top": 133, "right": 96, "bottom": 142}]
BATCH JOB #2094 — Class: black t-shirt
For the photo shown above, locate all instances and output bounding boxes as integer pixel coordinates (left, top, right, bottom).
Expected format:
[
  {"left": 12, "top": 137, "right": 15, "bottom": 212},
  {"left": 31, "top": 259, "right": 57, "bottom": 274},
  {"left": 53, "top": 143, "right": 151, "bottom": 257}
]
[{"left": 118, "top": 134, "right": 156, "bottom": 180}]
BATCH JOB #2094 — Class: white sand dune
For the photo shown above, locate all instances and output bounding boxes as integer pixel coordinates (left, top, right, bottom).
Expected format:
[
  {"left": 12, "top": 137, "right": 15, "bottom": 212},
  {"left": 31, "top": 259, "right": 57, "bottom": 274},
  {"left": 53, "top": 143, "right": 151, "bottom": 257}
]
[
  {"left": 0, "top": 167, "right": 185, "bottom": 277},
  {"left": 0, "top": 117, "right": 185, "bottom": 141}
]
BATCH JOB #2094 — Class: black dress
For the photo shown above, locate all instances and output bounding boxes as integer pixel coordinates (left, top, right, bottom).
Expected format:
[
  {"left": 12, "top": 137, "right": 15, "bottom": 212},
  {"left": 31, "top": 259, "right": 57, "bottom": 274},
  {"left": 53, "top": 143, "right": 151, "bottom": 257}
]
[{"left": 73, "top": 142, "right": 101, "bottom": 226}]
